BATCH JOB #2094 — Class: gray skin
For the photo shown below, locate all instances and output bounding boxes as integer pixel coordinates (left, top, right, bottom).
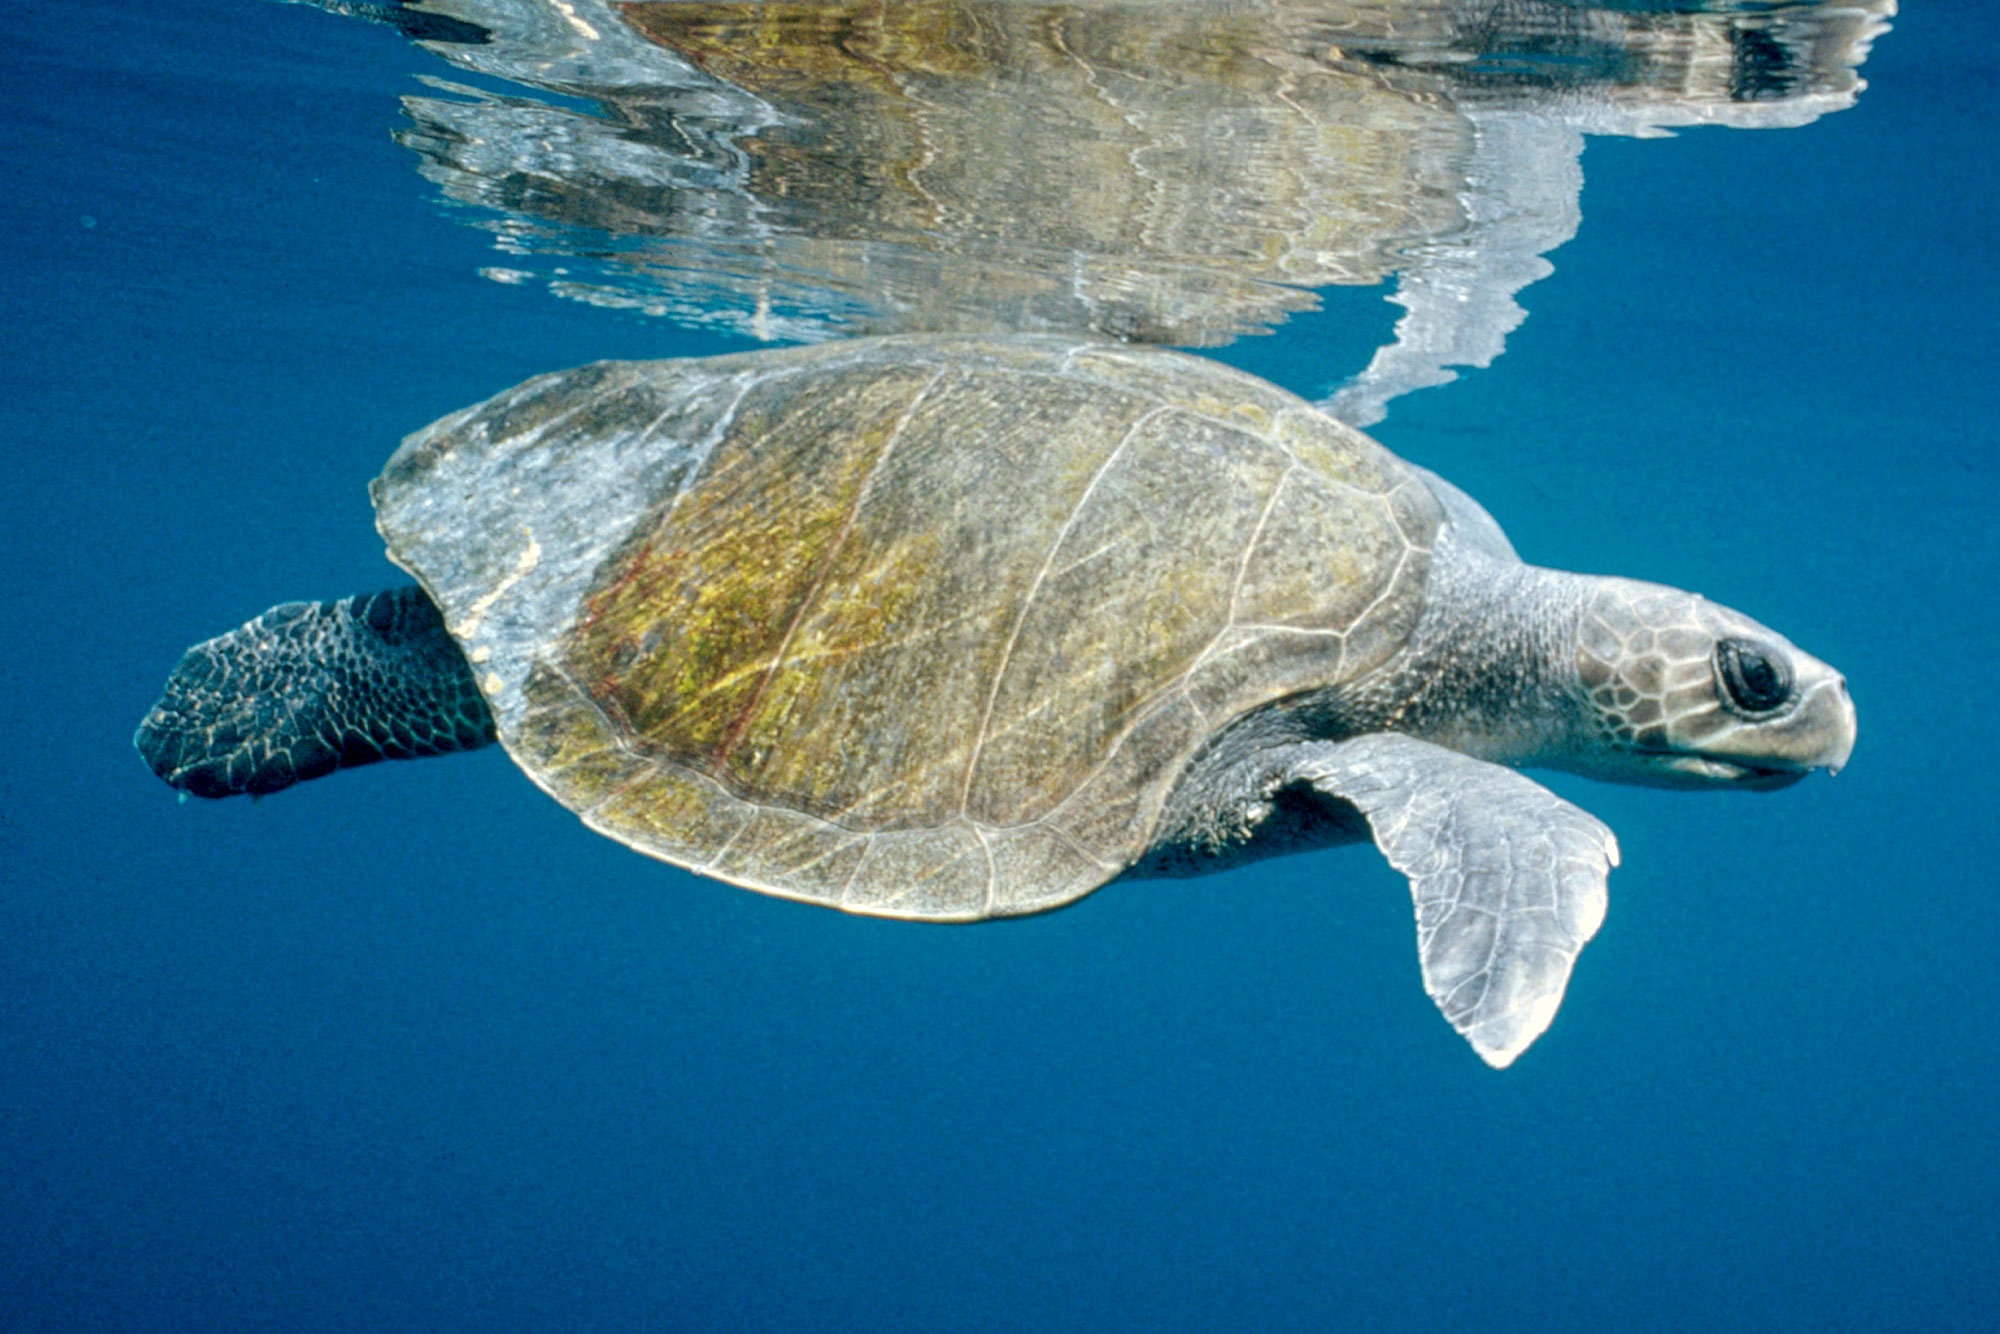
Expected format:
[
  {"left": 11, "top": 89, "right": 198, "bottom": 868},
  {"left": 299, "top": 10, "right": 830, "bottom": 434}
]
[
  {"left": 1134, "top": 470, "right": 1855, "bottom": 1061},
  {"left": 137, "top": 336, "right": 1856, "bottom": 1068}
]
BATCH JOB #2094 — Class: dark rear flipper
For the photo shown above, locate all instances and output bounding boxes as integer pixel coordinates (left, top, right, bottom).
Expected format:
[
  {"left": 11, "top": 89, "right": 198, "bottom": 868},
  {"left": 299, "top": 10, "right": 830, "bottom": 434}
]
[{"left": 135, "top": 587, "right": 496, "bottom": 798}]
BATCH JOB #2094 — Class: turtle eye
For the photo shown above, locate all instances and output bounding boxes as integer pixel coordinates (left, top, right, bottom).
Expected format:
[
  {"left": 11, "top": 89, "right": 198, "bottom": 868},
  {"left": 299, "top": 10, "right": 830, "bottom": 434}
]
[{"left": 1715, "top": 638, "right": 1792, "bottom": 715}]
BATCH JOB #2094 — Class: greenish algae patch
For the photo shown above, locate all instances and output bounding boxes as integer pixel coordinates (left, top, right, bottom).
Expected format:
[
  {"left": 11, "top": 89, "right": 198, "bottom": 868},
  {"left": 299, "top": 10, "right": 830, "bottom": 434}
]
[
  {"left": 562, "top": 361, "right": 939, "bottom": 792},
  {"left": 967, "top": 408, "right": 1281, "bottom": 824},
  {"left": 511, "top": 662, "right": 647, "bottom": 806}
]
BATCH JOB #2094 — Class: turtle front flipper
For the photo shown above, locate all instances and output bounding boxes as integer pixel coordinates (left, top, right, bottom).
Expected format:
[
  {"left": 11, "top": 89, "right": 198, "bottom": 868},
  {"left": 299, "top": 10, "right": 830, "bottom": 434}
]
[
  {"left": 1290, "top": 734, "right": 1619, "bottom": 1069},
  {"left": 135, "top": 587, "right": 495, "bottom": 799}
]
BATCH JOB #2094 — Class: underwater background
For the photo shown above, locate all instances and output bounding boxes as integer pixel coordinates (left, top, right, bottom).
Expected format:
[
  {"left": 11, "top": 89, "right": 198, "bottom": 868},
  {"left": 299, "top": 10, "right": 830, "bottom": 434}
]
[{"left": 5, "top": 1, "right": 1996, "bottom": 1328}]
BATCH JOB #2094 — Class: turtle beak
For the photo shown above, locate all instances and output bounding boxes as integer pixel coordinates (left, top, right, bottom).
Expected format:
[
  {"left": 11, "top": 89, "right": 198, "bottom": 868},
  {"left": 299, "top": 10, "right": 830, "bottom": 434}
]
[
  {"left": 1817, "top": 675, "right": 1858, "bottom": 776},
  {"left": 1646, "top": 657, "right": 1856, "bottom": 789},
  {"left": 1693, "top": 668, "right": 1857, "bottom": 784},
  {"left": 1763, "top": 668, "right": 1856, "bottom": 778}
]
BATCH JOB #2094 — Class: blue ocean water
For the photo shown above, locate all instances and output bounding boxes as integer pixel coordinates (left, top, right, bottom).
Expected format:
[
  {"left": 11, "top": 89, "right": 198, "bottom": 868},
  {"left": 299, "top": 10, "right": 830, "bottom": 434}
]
[{"left": 4, "top": 2, "right": 1995, "bottom": 1329}]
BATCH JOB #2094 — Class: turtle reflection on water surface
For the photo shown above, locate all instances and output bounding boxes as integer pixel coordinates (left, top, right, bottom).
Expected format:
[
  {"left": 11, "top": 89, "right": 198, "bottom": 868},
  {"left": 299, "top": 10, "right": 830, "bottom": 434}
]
[{"left": 136, "top": 336, "right": 1855, "bottom": 1068}]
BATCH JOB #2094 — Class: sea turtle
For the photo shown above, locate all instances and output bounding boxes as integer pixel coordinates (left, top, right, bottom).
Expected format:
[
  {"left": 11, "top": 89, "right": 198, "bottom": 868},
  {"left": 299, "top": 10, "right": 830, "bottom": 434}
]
[{"left": 135, "top": 334, "right": 1855, "bottom": 1067}]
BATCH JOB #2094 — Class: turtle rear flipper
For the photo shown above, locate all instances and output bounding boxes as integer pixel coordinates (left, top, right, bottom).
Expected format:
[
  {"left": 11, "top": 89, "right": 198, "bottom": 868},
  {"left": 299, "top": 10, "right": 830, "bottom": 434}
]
[{"left": 135, "top": 587, "right": 495, "bottom": 798}]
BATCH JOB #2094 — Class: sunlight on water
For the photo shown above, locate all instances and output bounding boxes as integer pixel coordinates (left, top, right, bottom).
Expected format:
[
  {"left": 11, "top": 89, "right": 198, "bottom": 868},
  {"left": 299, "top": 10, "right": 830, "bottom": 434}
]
[{"left": 343, "top": 0, "right": 1889, "bottom": 420}]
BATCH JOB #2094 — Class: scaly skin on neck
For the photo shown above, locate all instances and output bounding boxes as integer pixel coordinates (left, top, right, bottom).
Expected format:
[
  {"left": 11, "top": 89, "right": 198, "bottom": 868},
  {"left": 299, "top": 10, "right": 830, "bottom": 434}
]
[
  {"left": 1168, "top": 514, "right": 1854, "bottom": 825},
  {"left": 1312, "top": 532, "right": 1596, "bottom": 768},
  {"left": 1309, "top": 523, "right": 1856, "bottom": 788}
]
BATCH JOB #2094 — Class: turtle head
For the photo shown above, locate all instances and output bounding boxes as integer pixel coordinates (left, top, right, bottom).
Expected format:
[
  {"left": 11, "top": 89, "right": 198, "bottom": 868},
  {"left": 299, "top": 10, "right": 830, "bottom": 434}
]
[{"left": 1566, "top": 578, "right": 1855, "bottom": 788}]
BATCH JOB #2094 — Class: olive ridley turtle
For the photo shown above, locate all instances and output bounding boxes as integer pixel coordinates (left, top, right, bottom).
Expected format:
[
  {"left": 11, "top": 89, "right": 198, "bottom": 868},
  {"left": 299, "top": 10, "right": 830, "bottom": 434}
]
[{"left": 136, "top": 335, "right": 1856, "bottom": 1067}]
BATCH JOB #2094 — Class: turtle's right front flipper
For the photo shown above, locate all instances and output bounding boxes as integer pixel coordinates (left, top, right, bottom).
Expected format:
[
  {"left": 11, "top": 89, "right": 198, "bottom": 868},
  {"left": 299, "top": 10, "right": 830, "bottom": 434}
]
[
  {"left": 135, "top": 586, "right": 495, "bottom": 798},
  {"left": 1287, "top": 734, "right": 1619, "bottom": 1069}
]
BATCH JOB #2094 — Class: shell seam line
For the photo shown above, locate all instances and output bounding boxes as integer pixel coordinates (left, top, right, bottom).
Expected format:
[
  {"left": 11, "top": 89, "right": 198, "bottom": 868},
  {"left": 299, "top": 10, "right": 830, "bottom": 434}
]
[
  {"left": 957, "top": 404, "right": 1167, "bottom": 817},
  {"left": 712, "top": 366, "right": 950, "bottom": 769}
]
